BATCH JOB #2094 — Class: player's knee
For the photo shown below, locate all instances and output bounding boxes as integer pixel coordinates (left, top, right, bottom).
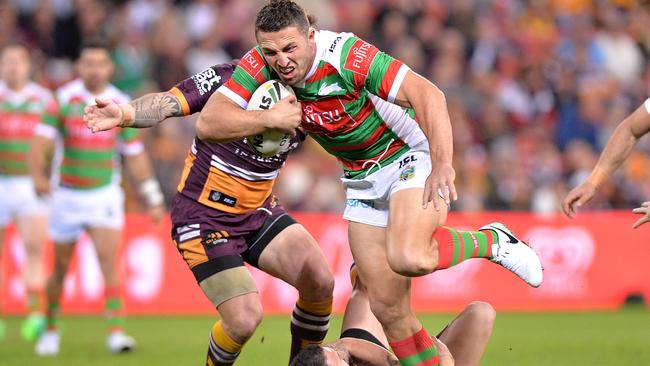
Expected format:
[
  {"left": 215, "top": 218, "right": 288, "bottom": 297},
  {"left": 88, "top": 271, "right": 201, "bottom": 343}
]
[
  {"left": 467, "top": 301, "right": 496, "bottom": 333},
  {"left": 387, "top": 254, "right": 435, "bottom": 277},
  {"left": 387, "top": 236, "right": 437, "bottom": 276},
  {"left": 224, "top": 304, "right": 264, "bottom": 341},
  {"left": 296, "top": 257, "right": 334, "bottom": 301}
]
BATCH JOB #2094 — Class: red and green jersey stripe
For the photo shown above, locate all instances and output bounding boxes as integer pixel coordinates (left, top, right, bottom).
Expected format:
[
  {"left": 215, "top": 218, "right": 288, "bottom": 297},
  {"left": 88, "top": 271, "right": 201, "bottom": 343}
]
[
  {"left": 39, "top": 79, "right": 135, "bottom": 189},
  {"left": 220, "top": 30, "right": 426, "bottom": 179},
  {"left": 0, "top": 82, "right": 53, "bottom": 175}
]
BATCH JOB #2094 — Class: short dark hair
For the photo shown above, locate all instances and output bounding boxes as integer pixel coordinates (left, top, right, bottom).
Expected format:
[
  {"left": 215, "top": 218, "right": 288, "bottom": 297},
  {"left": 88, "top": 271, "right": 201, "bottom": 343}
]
[
  {"left": 255, "top": 0, "right": 312, "bottom": 34},
  {"left": 290, "top": 344, "right": 327, "bottom": 366}
]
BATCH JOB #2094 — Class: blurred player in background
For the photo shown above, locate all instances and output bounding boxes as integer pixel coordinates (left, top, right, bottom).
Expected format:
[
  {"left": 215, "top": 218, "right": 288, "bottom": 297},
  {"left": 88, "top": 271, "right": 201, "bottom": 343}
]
[
  {"left": 563, "top": 99, "right": 650, "bottom": 228},
  {"left": 291, "top": 264, "right": 495, "bottom": 366},
  {"left": 29, "top": 43, "right": 165, "bottom": 356},
  {"left": 84, "top": 62, "right": 334, "bottom": 364},
  {"left": 0, "top": 44, "right": 52, "bottom": 342},
  {"left": 199, "top": 1, "right": 542, "bottom": 365}
]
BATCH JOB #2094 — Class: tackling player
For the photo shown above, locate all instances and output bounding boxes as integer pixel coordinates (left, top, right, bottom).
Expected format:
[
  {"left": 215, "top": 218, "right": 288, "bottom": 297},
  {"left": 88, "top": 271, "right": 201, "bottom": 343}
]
[
  {"left": 563, "top": 99, "right": 650, "bottom": 228},
  {"left": 199, "top": 1, "right": 543, "bottom": 365},
  {"left": 84, "top": 62, "right": 335, "bottom": 364},
  {"left": 291, "top": 265, "right": 495, "bottom": 366},
  {"left": 0, "top": 44, "right": 51, "bottom": 341},
  {"left": 30, "top": 43, "right": 166, "bottom": 356}
]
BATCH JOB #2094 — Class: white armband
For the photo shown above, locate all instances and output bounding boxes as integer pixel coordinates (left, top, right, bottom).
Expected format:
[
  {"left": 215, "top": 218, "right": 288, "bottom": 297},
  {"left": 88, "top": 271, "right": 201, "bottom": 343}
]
[
  {"left": 139, "top": 178, "right": 164, "bottom": 207},
  {"left": 644, "top": 98, "right": 650, "bottom": 115}
]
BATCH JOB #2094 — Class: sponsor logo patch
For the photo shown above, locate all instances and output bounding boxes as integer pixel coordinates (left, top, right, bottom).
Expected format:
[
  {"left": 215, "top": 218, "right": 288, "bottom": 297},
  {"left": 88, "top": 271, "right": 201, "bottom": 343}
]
[
  {"left": 346, "top": 199, "right": 375, "bottom": 209},
  {"left": 344, "top": 39, "right": 378, "bottom": 76},
  {"left": 192, "top": 67, "right": 222, "bottom": 96},
  {"left": 240, "top": 48, "right": 265, "bottom": 76},
  {"left": 329, "top": 36, "right": 342, "bottom": 52},
  {"left": 399, "top": 165, "right": 415, "bottom": 181},
  {"left": 202, "top": 230, "right": 230, "bottom": 246},
  {"left": 208, "top": 190, "right": 237, "bottom": 207}
]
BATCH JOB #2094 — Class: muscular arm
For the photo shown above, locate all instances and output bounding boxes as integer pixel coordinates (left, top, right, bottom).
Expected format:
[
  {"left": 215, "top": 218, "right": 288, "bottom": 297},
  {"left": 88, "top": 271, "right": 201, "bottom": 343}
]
[
  {"left": 120, "top": 91, "right": 184, "bottom": 128},
  {"left": 393, "top": 70, "right": 457, "bottom": 207},
  {"left": 195, "top": 91, "right": 299, "bottom": 143},
  {"left": 393, "top": 71, "right": 453, "bottom": 167},
  {"left": 28, "top": 135, "right": 55, "bottom": 195},
  {"left": 563, "top": 101, "right": 650, "bottom": 218},
  {"left": 592, "top": 101, "right": 650, "bottom": 177}
]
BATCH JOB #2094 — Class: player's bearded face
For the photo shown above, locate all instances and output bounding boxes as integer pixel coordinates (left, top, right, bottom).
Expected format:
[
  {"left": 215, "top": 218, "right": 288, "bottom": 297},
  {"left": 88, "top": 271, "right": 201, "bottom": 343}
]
[
  {"left": 257, "top": 26, "right": 315, "bottom": 85},
  {"left": 77, "top": 48, "right": 114, "bottom": 93}
]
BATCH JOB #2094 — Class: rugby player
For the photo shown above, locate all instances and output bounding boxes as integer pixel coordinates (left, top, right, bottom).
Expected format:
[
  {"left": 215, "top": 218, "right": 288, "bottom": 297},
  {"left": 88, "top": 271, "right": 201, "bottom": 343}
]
[
  {"left": 84, "top": 62, "right": 335, "bottom": 364},
  {"left": 563, "top": 98, "right": 650, "bottom": 228},
  {"left": 0, "top": 44, "right": 51, "bottom": 341},
  {"left": 198, "top": 1, "right": 543, "bottom": 365},
  {"left": 291, "top": 265, "right": 495, "bottom": 366},
  {"left": 30, "top": 43, "right": 166, "bottom": 356}
]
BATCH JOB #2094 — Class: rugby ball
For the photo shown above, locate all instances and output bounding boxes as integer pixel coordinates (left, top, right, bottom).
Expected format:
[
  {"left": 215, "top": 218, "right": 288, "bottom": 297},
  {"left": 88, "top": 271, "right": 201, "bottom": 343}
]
[{"left": 246, "top": 80, "right": 295, "bottom": 157}]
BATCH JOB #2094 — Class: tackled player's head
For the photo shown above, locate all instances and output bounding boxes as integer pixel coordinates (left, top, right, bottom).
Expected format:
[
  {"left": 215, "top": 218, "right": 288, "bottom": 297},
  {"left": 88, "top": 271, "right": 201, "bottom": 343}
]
[
  {"left": 255, "top": 0, "right": 316, "bottom": 85},
  {"left": 290, "top": 344, "right": 351, "bottom": 366},
  {"left": 77, "top": 42, "right": 113, "bottom": 94},
  {"left": 0, "top": 44, "right": 31, "bottom": 88}
]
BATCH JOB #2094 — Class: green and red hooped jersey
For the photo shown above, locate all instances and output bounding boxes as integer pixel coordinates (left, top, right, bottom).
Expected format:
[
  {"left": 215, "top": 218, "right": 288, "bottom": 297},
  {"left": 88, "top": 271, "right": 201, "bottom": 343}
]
[
  {"left": 0, "top": 81, "right": 54, "bottom": 176},
  {"left": 36, "top": 79, "right": 143, "bottom": 190},
  {"left": 218, "top": 30, "right": 428, "bottom": 179}
]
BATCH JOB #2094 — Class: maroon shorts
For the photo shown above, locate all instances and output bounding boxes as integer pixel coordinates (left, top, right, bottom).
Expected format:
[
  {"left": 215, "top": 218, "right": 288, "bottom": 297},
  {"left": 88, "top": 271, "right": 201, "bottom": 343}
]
[{"left": 171, "top": 193, "right": 296, "bottom": 282}]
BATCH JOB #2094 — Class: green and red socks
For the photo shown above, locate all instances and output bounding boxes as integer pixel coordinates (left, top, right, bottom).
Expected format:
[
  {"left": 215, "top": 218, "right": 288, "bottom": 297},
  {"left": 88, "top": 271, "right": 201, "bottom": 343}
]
[
  {"left": 105, "top": 286, "right": 125, "bottom": 333},
  {"left": 433, "top": 227, "right": 496, "bottom": 269},
  {"left": 389, "top": 327, "right": 439, "bottom": 366}
]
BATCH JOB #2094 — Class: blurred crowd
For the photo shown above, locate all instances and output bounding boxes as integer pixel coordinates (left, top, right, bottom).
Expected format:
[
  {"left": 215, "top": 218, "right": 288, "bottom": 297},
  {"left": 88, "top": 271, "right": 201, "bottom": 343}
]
[{"left": 2, "top": 0, "right": 650, "bottom": 213}]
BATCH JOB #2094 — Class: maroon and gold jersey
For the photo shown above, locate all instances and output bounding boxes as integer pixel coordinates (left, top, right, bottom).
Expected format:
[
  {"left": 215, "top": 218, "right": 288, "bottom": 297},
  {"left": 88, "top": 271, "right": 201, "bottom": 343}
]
[{"left": 170, "top": 63, "right": 303, "bottom": 214}]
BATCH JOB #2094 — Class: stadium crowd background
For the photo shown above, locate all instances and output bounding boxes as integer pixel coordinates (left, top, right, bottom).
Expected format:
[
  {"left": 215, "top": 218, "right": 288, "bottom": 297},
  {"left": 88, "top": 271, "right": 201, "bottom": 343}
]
[{"left": 2, "top": 0, "right": 650, "bottom": 214}]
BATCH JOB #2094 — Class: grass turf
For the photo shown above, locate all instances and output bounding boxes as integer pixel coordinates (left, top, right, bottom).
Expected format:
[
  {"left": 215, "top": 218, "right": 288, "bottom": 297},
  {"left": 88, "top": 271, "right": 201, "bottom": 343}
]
[{"left": 1, "top": 306, "right": 648, "bottom": 365}]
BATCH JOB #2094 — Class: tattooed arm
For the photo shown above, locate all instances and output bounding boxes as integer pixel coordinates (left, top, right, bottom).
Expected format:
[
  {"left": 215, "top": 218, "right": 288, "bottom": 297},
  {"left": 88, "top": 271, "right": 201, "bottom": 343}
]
[{"left": 84, "top": 92, "right": 183, "bottom": 132}]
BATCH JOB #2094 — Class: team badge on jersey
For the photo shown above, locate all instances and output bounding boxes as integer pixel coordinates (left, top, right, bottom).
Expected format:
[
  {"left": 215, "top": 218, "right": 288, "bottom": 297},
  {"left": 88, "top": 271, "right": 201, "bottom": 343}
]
[{"left": 399, "top": 165, "right": 415, "bottom": 181}]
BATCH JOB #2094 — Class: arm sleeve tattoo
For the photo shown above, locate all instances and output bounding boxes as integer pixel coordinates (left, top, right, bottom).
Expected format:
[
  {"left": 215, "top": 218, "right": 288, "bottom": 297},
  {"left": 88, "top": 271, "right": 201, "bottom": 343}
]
[{"left": 129, "top": 92, "right": 183, "bottom": 128}]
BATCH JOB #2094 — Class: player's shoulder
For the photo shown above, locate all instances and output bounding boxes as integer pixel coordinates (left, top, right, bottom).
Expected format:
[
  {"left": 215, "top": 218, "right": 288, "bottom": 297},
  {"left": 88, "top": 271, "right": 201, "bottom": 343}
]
[
  {"left": 237, "top": 46, "right": 269, "bottom": 78},
  {"left": 26, "top": 82, "right": 53, "bottom": 100},
  {"left": 55, "top": 79, "right": 85, "bottom": 104},
  {"left": 316, "top": 30, "right": 355, "bottom": 62}
]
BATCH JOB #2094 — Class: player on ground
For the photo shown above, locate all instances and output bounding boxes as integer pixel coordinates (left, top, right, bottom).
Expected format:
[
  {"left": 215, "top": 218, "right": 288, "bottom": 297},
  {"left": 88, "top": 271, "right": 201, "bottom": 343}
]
[
  {"left": 199, "top": 1, "right": 543, "bottom": 365},
  {"left": 563, "top": 98, "right": 650, "bottom": 228},
  {"left": 30, "top": 43, "right": 165, "bottom": 356},
  {"left": 84, "top": 62, "right": 335, "bottom": 364},
  {"left": 291, "top": 265, "right": 495, "bottom": 366},
  {"left": 0, "top": 44, "right": 51, "bottom": 341}
]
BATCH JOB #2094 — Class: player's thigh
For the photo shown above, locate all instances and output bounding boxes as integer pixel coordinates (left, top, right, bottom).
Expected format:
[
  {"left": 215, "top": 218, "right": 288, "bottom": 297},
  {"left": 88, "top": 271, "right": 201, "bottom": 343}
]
[
  {"left": 14, "top": 214, "right": 48, "bottom": 254},
  {"left": 254, "top": 220, "right": 333, "bottom": 298}
]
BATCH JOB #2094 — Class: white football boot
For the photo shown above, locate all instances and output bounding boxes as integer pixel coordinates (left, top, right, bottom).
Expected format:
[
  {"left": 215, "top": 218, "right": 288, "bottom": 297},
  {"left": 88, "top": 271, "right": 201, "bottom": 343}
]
[
  {"left": 35, "top": 330, "right": 60, "bottom": 356},
  {"left": 481, "top": 222, "right": 543, "bottom": 287},
  {"left": 107, "top": 331, "right": 136, "bottom": 353}
]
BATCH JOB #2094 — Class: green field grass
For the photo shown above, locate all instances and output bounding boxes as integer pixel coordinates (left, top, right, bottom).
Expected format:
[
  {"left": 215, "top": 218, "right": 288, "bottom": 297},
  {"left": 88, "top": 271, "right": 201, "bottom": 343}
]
[{"left": 1, "top": 306, "right": 649, "bottom": 365}]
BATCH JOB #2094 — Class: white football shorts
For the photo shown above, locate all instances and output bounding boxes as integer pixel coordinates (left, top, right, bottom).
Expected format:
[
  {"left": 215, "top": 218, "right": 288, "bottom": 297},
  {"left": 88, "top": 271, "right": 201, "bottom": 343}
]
[
  {"left": 341, "top": 149, "right": 431, "bottom": 227},
  {"left": 0, "top": 176, "right": 48, "bottom": 228},
  {"left": 49, "top": 184, "right": 124, "bottom": 243}
]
